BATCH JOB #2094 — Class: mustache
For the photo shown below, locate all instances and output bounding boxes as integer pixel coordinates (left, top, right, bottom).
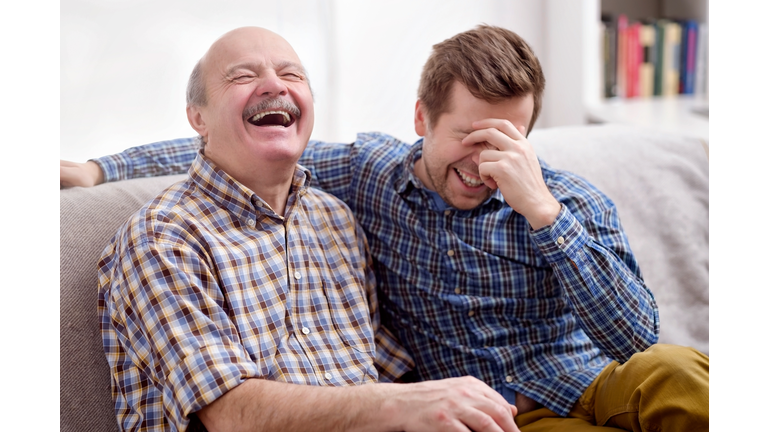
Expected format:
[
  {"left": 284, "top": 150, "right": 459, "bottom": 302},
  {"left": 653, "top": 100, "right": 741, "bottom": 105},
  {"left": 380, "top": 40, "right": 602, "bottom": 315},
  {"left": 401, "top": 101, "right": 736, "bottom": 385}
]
[{"left": 243, "top": 97, "right": 301, "bottom": 121}]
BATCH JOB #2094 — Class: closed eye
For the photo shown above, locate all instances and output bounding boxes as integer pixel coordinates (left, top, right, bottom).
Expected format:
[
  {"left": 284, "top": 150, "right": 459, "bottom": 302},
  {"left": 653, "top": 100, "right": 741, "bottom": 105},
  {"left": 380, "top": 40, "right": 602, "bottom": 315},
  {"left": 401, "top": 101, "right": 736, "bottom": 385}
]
[{"left": 233, "top": 75, "right": 255, "bottom": 81}]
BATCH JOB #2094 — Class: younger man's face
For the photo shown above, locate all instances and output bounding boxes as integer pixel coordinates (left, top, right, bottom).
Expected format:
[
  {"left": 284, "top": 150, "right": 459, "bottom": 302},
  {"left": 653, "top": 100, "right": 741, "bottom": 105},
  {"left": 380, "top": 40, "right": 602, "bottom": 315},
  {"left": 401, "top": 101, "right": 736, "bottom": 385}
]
[{"left": 414, "top": 82, "right": 534, "bottom": 210}]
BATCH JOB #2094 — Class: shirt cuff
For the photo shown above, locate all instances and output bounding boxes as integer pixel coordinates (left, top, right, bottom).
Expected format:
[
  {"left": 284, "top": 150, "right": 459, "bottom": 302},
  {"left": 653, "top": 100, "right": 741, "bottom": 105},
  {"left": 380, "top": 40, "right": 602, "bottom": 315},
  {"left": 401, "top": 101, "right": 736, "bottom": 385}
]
[
  {"left": 529, "top": 204, "right": 588, "bottom": 264},
  {"left": 91, "top": 152, "right": 134, "bottom": 183}
]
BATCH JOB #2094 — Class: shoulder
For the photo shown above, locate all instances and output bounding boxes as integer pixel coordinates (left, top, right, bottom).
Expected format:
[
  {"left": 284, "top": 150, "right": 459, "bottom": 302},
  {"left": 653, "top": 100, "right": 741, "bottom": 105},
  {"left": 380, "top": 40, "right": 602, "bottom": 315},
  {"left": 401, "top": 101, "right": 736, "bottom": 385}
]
[
  {"left": 113, "top": 179, "right": 208, "bottom": 251},
  {"left": 353, "top": 132, "right": 413, "bottom": 164}
]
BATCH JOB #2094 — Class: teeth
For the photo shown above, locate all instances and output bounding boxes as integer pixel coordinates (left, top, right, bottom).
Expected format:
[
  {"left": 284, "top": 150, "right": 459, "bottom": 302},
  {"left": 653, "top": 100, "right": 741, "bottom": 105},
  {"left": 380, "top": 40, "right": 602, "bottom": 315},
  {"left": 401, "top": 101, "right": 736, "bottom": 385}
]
[
  {"left": 250, "top": 110, "right": 290, "bottom": 124},
  {"left": 455, "top": 169, "right": 483, "bottom": 187}
]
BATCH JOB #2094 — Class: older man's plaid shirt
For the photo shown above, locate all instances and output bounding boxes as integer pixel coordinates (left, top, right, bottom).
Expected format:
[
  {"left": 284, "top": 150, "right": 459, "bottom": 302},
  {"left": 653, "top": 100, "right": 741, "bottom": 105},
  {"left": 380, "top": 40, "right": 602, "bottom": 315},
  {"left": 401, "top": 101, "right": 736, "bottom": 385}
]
[
  {"left": 97, "top": 153, "right": 413, "bottom": 431},
  {"left": 95, "top": 132, "right": 659, "bottom": 417}
]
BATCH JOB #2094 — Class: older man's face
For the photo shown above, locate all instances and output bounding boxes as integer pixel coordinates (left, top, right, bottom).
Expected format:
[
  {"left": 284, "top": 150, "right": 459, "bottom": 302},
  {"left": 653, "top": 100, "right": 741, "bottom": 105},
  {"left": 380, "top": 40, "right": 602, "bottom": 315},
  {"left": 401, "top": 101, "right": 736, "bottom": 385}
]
[{"left": 194, "top": 28, "right": 314, "bottom": 171}]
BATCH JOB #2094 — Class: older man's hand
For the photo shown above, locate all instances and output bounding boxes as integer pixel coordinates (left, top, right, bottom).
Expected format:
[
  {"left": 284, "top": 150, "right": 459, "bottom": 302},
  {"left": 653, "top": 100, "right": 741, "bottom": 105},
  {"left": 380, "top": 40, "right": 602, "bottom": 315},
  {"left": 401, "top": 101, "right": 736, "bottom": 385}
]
[
  {"left": 391, "top": 376, "right": 521, "bottom": 432},
  {"left": 60, "top": 160, "right": 104, "bottom": 189}
]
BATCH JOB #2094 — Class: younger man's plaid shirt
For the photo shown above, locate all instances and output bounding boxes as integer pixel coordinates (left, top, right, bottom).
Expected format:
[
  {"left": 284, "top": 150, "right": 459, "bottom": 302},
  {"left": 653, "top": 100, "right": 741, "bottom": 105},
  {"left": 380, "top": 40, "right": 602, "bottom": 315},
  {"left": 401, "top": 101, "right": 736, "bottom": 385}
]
[{"left": 97, "top": 153, "right": 413, "bottom": 431}]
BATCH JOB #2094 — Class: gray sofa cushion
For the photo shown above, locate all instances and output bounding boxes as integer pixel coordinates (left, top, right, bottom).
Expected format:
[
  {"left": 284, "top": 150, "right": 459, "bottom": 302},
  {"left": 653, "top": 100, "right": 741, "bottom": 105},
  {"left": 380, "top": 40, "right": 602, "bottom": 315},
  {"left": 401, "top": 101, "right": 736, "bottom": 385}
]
[{"left": 59, "top": 124, "right": 708, "bottom": 430}]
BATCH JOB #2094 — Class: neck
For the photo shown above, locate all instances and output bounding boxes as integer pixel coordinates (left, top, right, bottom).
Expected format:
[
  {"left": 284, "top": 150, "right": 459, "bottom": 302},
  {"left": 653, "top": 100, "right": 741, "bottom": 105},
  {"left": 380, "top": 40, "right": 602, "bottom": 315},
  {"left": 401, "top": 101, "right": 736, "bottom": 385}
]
[
  {"left": 244, "top": 170, "right": 294, "bottom": 216},
  {"left": 413, "top": 157, "right": 435, "bottom": 191},
  {"left": 205, "top": 150, "right": 297, "bottom": 216}
]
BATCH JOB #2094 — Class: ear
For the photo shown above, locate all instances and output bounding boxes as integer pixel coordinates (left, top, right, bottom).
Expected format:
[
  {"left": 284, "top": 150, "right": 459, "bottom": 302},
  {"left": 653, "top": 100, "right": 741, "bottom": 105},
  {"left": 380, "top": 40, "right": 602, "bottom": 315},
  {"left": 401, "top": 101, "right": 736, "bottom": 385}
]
[
  {"left": 414, "top": 99, "right": 428, "bottom": 137},
  {"left": 186, "top": 105, "right": 209, "bottom": 138}
]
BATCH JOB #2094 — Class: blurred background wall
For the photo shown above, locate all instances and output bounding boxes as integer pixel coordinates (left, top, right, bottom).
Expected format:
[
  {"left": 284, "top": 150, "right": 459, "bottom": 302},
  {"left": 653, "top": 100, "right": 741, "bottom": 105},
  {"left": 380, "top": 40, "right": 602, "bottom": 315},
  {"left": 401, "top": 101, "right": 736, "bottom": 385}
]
[{"left": 60, "top": 0, "right": 602, "bottom": 161}]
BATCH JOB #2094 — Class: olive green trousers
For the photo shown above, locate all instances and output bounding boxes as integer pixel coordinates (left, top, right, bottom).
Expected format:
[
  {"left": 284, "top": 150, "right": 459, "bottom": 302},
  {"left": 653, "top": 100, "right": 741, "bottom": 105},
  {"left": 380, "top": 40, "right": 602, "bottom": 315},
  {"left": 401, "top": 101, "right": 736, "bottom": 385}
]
[{"left": 516, "top": 344, "right": 709, "bottom": 431}]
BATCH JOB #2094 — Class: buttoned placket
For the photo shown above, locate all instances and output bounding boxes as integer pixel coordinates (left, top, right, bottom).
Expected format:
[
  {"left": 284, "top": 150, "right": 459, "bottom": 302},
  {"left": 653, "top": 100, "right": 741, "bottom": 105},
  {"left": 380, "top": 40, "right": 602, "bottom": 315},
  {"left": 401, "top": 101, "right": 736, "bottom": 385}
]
[{"left": 284, "top": 196, "right": 339, "bottom": 386}]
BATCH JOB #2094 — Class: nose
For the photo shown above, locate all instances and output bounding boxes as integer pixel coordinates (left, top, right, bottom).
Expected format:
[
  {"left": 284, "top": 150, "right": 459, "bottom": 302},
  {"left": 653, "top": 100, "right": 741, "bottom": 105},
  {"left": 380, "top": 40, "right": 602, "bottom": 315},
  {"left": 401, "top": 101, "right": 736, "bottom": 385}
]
[
  {"left": 256, "top": 70, "right": 288, "bottom": 97},
  {"left": 470, "top": 142, "right": 487, "bottom": 166}
]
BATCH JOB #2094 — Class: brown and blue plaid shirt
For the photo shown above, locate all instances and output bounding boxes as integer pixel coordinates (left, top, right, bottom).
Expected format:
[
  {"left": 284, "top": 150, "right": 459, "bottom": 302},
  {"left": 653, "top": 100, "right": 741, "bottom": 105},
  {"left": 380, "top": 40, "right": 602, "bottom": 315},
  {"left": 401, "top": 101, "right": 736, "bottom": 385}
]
[{"left": 97, "top": 152, "right": 413, "bottom": 431}]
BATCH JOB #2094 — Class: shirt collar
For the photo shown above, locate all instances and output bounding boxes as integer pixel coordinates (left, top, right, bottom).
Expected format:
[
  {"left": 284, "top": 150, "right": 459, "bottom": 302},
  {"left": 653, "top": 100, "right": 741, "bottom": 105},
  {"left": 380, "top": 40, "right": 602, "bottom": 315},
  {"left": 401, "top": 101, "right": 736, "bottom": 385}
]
[
  {"left": 188, "top": 151, "right": 312, "bottom": 222},
  {"left": 396, "top": 138, "right": 506, "bottom": 208}
]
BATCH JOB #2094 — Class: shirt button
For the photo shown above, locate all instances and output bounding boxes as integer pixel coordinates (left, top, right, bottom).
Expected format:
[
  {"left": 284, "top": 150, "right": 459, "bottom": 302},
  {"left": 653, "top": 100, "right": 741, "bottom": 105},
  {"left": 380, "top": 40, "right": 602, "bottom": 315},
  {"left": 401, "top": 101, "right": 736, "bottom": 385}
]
[
  {"left": 556, "top": 236, "right": 565, "bottom": 245},
  {"left": 447, "top": 250, "right": 455, "bottom": 257},
  {"left": 444, "top": 210, "right": 451, "bottom": 216},
  {"left": 255, "top": 201, "right": 262, "bottom": 207},
  {"left": 468, "top": 310, "right": 475, "bottom": 317},
  {"left": 301, "top": 327, "right": 310, "bottom": 335},
  {"left": 506, "top": 375, "right": 513, "bottom": 383},
  {"left": 294, "top": 271, "right": 302, "bottom": 280},
  {"left": 454, "top": 287, "right": 461, "bottom": 294},
  {"left": 324, "top": 372, "right": 332, "bottom": 380},
  {"left": 247, "top": 219, "right": 255, "bottom": 228}
]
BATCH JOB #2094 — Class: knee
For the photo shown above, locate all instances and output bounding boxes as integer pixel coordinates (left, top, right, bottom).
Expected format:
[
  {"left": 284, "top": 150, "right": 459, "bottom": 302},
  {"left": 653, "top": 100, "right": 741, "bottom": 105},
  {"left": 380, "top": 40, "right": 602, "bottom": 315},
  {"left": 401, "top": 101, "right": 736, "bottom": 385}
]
[{"left": 637, "top": 344, "right": 709, "bottom": 382}]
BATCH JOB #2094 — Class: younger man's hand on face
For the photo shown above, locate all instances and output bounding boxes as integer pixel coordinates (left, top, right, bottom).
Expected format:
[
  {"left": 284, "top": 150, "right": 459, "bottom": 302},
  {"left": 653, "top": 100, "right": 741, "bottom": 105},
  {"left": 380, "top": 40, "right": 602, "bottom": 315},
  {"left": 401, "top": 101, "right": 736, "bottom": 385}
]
[
  {"left": 462, "top": 119, "right": 561, "bottom": 230},
  {"left": 60, "top": 160, "right": 105, "bottom": 189}
]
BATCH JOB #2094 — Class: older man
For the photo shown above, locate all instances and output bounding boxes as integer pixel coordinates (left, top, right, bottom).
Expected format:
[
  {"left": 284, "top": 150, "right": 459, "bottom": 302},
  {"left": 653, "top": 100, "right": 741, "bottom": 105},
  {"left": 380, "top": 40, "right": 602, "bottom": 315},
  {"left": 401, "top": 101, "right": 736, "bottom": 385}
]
[
  {"left": 97, "top": 26, "right": 520, "bottom": 432},
  {"left": 73, "top": 26, "right": 708, "bottom": 431}
]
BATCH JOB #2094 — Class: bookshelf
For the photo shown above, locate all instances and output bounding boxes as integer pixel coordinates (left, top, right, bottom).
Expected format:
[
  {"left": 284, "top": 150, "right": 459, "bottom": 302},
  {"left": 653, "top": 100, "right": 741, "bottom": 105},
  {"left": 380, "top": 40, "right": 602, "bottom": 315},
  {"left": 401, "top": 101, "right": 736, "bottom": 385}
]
[{"left": 584, "top": 0, "right": 709, "bottom": 144}]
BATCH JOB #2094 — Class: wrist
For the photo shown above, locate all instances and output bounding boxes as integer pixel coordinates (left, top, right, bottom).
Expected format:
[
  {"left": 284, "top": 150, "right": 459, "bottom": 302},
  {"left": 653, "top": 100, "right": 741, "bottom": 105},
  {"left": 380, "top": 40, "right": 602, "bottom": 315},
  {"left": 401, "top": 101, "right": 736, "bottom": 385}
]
[
  {"left": 526, "top": 199, "right": 562, "bottom": 230},
  {"left": 85, "top": 160, "right": 105, "bottom": 186}
]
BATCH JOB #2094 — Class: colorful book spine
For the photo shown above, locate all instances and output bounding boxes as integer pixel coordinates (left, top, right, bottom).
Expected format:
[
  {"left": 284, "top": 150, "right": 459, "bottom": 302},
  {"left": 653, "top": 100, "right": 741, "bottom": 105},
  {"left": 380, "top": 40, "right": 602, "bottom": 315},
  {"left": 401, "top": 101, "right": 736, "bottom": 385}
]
[
  {"left": 639, "top": 23, "right": 656, "bottom": 98},
  {"left": 694, "top": 22, "right": 708, "bottom": 99},
  {"left": 653, "top": 20, "right": 666, "bottom": 96},
  {"left": 616, "top": 14, "right": 628, "bottom": 98},
  {"left": 601, "top": 14, "right": 618, "bottom": 98},
  {"left": 683, "top": 20, "right": 698, "bottom": 94},
  {"left": 662, "top": 21, "right": 681, "bottom": 96}
]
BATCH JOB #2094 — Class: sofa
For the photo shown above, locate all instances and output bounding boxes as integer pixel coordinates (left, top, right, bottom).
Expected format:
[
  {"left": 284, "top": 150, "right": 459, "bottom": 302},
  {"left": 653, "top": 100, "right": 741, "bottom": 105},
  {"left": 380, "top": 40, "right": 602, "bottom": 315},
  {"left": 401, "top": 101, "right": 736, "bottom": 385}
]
[{"left": 60, "top": 123, "right": 709, "bottom": 431}]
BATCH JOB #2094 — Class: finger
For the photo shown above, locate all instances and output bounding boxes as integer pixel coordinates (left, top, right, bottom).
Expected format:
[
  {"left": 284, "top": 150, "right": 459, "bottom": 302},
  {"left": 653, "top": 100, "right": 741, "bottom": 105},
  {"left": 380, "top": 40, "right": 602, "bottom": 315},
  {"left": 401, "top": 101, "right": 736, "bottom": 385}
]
[
  {"left": 456, "top": 378, "right": 520, "bottom": 431},
  {"left": 477, "top": 162, "right": 498, "bottom": 190},
  {"left": 472, "top": 118, "right": 526, "bottom": 141},
  {"left": 459, "top": 403, "right": 518, "bottom": 432},
  {"left": 462, "top": 128, "right": 516, "bottom": 153}
]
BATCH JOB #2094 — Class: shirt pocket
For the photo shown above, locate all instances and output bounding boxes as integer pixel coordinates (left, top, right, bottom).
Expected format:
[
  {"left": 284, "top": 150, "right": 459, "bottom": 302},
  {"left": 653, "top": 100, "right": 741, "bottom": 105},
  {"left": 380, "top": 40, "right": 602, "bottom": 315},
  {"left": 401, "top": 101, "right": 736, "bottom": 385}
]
[{"left": 322, "top": 278, "right": 376, "bottom": 356}]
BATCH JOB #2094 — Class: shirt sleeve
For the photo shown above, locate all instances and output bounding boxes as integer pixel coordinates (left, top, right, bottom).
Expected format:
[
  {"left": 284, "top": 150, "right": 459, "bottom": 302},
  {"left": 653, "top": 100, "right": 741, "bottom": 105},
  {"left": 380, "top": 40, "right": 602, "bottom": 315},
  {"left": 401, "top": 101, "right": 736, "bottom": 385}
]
[
  {"left": 98, "top": 220, "right": 261, "bottom": 430},
  {"left": 91, "top": 137, "right": 199, "bottom": 182},
  {"left": 529, "top": 169, "right": 660, "bottom": 364}
]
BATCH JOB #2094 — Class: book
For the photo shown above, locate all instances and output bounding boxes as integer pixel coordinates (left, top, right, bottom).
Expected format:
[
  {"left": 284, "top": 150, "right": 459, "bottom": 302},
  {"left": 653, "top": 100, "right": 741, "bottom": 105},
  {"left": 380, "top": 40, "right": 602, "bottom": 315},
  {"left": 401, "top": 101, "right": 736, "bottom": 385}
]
[
  {"left": 626, "top": 22, "right": 641, "bottom": 98},
  {"left": 639, "top": 23, "right": 656, "bottom": 97},
  {"left": 653, "top": 20, "right": 666, "bottom": 96},
  {"left": 601, "top": 14, "right": 618, "bottom": 98},
  {"left": 662, "top": 20, "right": 682, "bottom": 96},
  {"left": 694, "top": 22, "right": 708, "bottom": 99},
  {"left": 683, "top": 20, "right": 698, "bottom": 94},
  {"left": 616, "top": 14, "right": 629, "bottom": 98}
]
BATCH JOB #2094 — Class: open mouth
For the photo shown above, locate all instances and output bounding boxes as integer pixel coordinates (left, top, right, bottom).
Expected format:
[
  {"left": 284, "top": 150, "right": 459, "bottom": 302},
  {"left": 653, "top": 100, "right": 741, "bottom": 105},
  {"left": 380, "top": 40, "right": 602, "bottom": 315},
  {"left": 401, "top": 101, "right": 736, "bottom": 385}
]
[
  {"left": 454, "top": 168, "right": 484, "bottom": 188},
  {"left": 248, "top": 110, "right": 296, "bottom": 128}
]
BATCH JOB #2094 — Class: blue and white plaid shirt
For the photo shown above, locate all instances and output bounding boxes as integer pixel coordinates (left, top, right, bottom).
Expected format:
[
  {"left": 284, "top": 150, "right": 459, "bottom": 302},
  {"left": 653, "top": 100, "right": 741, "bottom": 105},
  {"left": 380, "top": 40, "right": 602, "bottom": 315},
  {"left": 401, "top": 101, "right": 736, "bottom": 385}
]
[
  {"left": 97, "top": 152, "right": 413, "bottom": 431},
  {"left": 95, "top": 132, "right": 659, "bottom": 416}
]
